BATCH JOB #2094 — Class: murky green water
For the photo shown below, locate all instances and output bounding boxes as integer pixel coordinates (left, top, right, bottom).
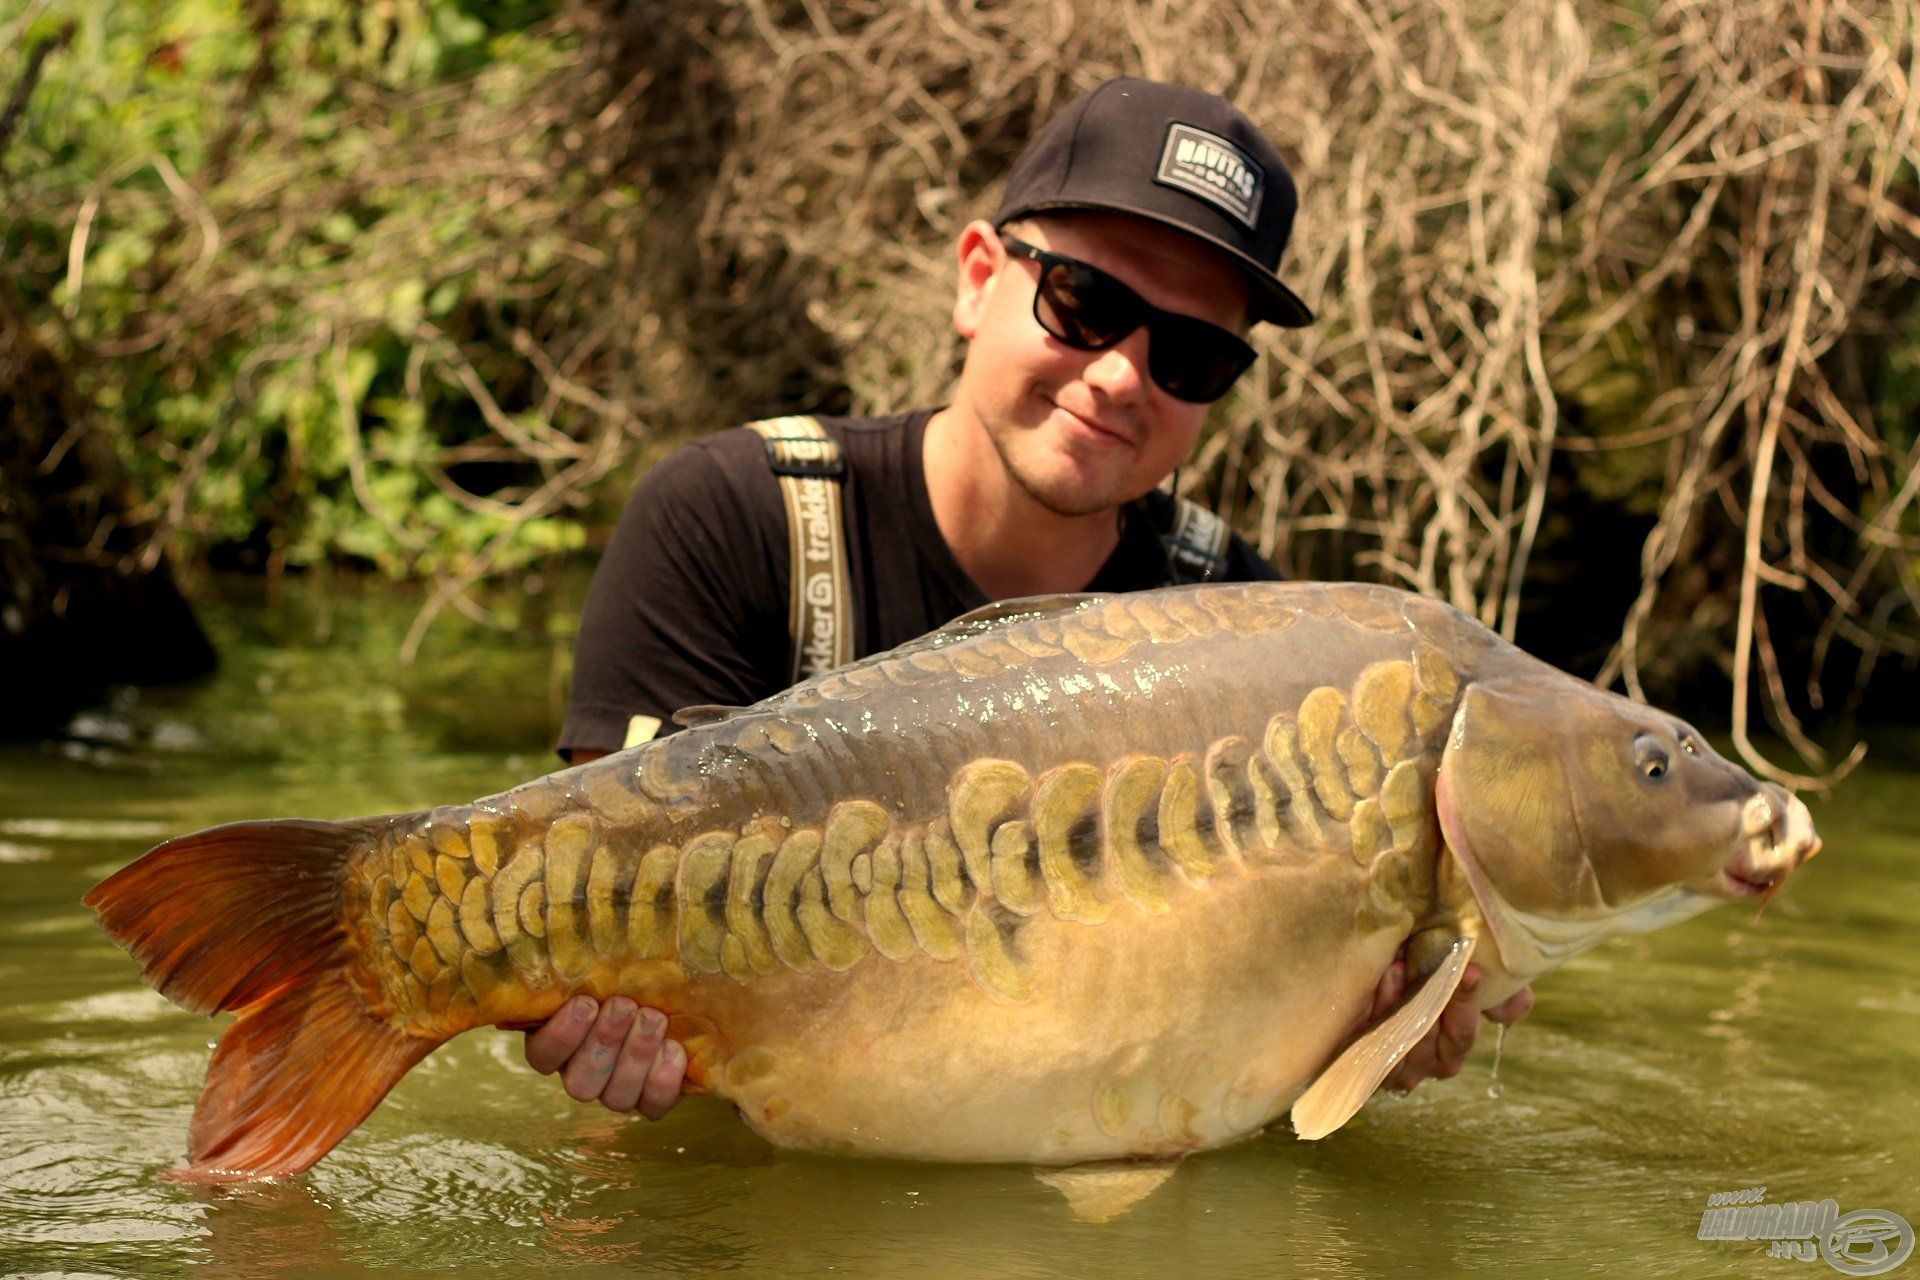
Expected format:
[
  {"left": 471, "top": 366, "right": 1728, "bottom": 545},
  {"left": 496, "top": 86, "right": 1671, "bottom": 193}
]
[{"left": 2, "top": 577, "right": 1915, "bottom": 1278}]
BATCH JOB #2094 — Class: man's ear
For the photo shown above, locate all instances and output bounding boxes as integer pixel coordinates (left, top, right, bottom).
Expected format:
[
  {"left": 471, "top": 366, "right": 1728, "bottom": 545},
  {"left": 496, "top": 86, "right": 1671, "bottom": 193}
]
[{"left": 951, "top": 220, "right": 1002, "bottom": 341}]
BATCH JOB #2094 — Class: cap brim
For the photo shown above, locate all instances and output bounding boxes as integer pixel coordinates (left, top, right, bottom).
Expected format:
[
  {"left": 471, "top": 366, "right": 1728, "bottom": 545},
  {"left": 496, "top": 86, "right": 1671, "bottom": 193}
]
[{"left": 996, "top": 200, "right": 1315, "bottom": 328}]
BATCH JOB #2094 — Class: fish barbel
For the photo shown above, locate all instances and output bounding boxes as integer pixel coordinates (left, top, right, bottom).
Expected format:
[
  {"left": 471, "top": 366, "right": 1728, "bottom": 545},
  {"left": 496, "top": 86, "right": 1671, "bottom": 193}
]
[{"left": 85, "top": 582, "right": 1821, "bottom": 1182}]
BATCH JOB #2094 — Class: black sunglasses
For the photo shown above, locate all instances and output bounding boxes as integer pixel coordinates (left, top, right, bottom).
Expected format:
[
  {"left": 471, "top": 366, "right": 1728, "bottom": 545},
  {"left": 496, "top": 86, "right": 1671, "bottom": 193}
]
[{"left": 999, "top": 236, "right": 1257, "bottom": 404}]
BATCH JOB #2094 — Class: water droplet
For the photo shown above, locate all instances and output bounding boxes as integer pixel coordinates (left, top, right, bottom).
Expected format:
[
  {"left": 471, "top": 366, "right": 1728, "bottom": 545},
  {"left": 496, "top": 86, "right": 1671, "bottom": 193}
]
[{"left": 1487, "top": 1021, "right": 1509, "bottom": 1100}]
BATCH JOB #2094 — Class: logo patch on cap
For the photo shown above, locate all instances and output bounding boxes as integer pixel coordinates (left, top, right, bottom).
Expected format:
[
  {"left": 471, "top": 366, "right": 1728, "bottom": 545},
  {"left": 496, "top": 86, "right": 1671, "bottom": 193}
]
[{"left": 1154, "top": 123, "right": 1264, "bottom": 229}]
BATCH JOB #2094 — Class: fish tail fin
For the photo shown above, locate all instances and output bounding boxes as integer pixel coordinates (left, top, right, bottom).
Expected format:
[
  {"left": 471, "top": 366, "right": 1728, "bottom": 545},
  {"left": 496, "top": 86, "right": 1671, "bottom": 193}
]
[
  {"left": 178, "top": 961, "right": 440, "bottom": 1182},
  {"left": 84, "top": 818, "right": 443, "bottom": 1181}
]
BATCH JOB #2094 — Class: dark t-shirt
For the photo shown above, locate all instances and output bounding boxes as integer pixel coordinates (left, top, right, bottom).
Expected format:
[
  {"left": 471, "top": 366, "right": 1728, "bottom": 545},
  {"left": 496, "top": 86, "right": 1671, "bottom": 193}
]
[{"left": 558, "top": 409, "right": 1279, "bottom": 757}]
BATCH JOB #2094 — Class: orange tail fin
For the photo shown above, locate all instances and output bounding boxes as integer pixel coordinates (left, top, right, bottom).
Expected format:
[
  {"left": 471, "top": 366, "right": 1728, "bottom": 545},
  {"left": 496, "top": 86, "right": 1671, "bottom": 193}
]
[{"left": 83, "top": 818, "right": 445, "bottom": 1182}]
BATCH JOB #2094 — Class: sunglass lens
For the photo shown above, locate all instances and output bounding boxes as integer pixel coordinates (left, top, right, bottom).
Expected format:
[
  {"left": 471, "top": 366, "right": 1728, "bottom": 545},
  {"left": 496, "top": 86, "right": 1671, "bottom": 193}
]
[
  {"left": 1150, "top": 317, "right": 1257, "bottom": 403},
  {"left": 1035, "top": 262, "right": 1138, "bottom": 349}
]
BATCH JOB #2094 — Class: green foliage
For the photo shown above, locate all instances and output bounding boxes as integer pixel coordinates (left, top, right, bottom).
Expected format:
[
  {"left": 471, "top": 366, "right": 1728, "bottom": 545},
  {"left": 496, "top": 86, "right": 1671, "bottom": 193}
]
[{"left": 6, "top": 0, "right": 607, "bottom": 578}]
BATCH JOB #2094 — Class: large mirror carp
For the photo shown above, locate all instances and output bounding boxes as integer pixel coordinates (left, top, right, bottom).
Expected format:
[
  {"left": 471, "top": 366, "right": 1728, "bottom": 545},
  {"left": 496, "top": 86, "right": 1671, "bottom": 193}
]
[{"left": 86, "top": 582, "right": 1821, "bottom": 1184}]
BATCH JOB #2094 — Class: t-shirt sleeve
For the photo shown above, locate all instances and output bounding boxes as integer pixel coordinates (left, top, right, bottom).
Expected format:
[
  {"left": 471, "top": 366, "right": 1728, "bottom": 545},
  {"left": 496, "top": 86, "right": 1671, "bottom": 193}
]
[{"left": 557, "top": 439, "right": 788, "bottom": 759}]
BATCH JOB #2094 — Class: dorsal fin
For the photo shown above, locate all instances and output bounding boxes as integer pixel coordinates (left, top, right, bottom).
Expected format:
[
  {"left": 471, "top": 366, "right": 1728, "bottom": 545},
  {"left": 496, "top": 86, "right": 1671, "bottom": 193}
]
[
  {"left": 671, "top": 704, "right": 751, "bottom": 729},
  {"left": 675, "top": 594, "right": 1115, "bottom": 731},
  {"left": 944, "top": 592, "right": 1111, "bottom": 631},
  {"left": 789, "top": 593, "right": 1113, "bottom": 690}
]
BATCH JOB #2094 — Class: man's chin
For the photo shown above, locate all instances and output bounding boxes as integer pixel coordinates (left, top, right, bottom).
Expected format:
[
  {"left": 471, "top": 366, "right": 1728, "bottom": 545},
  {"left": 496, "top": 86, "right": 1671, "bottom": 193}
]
[
  {"left": 1007, "top": 463, "right": 1143, "bottom": 519},
  {"left": 982, "top": 420, "right": 1153, "bottom": 518}
]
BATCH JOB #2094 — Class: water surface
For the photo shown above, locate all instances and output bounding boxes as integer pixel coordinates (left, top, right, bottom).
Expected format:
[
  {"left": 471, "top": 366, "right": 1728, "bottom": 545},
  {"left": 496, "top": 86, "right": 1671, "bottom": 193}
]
[{"left": 2, "top": 577, "right": 1915, "bottom": 1278}]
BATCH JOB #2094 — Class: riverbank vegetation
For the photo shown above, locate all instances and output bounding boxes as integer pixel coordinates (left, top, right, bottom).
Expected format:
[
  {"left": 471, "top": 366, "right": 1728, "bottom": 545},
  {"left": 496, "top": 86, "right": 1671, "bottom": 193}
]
[{"left": 5, "top": 0, "right": 1918, "bottom": 777}]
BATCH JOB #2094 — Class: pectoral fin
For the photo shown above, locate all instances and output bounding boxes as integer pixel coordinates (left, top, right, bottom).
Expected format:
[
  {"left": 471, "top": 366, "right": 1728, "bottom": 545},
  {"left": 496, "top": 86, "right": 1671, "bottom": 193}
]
[
  {"left": 1290, "top": 935, "right": 1475, "bottom": 1140},
  {"left": 1035, "top": 1159, "right": 1181, "bottom": 1223}
]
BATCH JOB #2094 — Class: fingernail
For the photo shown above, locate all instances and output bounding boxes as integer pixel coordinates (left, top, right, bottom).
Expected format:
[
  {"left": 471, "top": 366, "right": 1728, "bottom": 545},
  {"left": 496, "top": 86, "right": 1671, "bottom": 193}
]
[
  {"left": 639, "top": 1008, "right": 666, "bottom": 1037},
  {"left": 606, "top": 999, "right": 636, "bottom": 1028},
  {"left": 569, "top": 995, "right": 596, "bottom": 1018}
]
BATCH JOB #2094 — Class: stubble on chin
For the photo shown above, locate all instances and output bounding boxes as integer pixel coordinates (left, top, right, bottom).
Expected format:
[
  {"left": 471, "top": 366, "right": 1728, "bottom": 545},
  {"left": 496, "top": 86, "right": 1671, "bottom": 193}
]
[{"left": 996, "top": 438, "right": 1141, "bottom": 518}]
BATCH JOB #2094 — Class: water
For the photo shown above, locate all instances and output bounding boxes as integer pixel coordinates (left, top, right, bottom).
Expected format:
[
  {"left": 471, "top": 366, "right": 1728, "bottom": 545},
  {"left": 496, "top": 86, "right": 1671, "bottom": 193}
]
[{"left": 2, "top": 576, "right": 1916, "bottom": 1278}]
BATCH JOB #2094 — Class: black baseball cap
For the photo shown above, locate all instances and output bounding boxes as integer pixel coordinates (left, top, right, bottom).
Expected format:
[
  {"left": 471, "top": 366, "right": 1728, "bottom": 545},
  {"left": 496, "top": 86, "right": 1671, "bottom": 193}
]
[{"left": 994, "top": 77, "right": 1313, "bottom": 328}]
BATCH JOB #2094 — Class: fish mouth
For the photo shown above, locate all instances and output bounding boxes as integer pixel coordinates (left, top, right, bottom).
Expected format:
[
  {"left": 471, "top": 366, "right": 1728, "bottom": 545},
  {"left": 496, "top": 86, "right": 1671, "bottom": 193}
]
[
  {"left": 1710, "top": 789, "right": 1821, "bottom": 906},
  {"left": 1717, "top": 867, "right": 1780, "bottom": 900}
]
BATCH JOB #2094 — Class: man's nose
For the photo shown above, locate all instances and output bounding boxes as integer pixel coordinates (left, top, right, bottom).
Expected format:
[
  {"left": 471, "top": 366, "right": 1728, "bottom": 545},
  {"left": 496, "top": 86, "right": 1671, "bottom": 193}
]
[{"left": 1081, "top": 328, "right": 1152, "bottom": 401}]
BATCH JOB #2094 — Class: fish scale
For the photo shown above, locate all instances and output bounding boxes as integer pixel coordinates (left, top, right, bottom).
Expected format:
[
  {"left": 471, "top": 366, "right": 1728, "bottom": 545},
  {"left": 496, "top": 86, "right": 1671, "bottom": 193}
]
[{"left": 86, "top": 580, "right": 1821, "bottom": 1182}]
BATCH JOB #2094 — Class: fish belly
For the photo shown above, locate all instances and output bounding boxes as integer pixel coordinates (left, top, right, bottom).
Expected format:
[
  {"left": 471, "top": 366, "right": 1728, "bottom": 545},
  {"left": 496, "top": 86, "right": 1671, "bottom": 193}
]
[{"left": 685, "top": 857, "right": 1401, "bottom": 1163}]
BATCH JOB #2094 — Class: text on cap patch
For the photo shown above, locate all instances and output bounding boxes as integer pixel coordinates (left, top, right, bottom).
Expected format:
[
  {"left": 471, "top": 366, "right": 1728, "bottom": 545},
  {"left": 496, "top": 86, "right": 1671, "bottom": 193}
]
[{"left": 1154, "top": 123, "right": 1265, "bottom": 229}]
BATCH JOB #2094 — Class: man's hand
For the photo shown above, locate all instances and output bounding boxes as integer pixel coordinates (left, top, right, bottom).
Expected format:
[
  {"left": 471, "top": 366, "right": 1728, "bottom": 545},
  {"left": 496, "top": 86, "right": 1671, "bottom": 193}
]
[
  {"left": 524, "top": 996, "right": 686, "bottom": 1119},
  {"left": 1360, "top": 960, "right": 1534, "bottom": 1095}
]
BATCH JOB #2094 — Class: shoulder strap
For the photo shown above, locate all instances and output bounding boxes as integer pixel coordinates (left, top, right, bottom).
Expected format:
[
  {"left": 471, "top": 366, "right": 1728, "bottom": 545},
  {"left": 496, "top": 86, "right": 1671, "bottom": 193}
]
[
  {"left": 747, "top": 416, "right": 853, "bottom": 684},
  {"left": 1163, "top": 495, "right": 1231, "bottom": 584}
]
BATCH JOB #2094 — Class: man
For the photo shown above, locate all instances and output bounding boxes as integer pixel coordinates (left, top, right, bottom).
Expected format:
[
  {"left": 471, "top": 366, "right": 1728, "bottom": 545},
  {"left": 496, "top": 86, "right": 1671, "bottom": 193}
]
[{"left": 525, "top": 77, "right": 1532, "bottom": 1123}]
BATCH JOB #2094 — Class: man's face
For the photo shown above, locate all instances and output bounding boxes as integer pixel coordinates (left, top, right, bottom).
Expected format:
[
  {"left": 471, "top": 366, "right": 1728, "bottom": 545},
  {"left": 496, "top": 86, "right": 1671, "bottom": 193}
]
[{"left": 950, "top": 211, "right": 1253, "bottom": 518}]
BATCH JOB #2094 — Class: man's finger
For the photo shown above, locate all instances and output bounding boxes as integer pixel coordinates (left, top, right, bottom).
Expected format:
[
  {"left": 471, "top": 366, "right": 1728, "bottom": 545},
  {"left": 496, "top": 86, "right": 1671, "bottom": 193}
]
[
  {"left": 1485, "top": 986, "right": 1535, "bottom": 1025},
  {"left": 560, "top": 997, "right": 638, "bottom": 1103},
  {"left": 639, "top": 1040, "right": 687, "bottom": 1121},
  {"left": 1368, "top": 960, "right": 1408, "bottom": 1027},
  {"left": 599, "top": 1008, "right": 669, "bottom": 1113},
  {"left": 524, "top": 995, "right": 597, "bottom": 1075},
  {"left": 1430, "top": 967, "right": 1484, "bottom": 1077}
]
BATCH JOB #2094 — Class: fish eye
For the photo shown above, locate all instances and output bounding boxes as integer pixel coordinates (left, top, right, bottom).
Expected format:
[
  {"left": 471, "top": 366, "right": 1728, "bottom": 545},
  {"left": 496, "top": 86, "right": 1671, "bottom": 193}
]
[{"left": 1633, "top": 734, "right": 1671, "bottom": 781}]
